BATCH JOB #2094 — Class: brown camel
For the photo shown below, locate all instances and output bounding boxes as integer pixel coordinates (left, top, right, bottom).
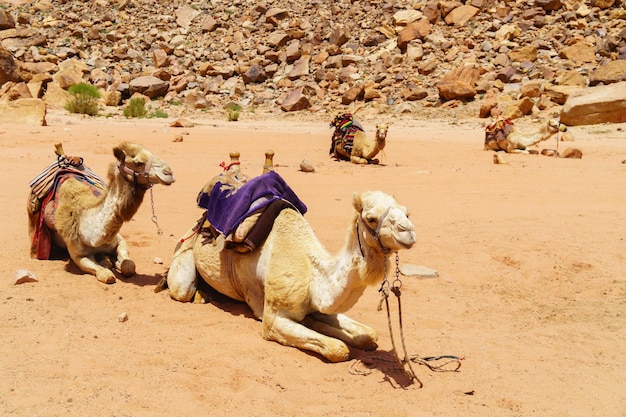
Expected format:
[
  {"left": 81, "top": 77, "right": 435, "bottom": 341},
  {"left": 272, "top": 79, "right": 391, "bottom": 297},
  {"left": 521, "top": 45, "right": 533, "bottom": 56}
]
[
  {"left": 330, "top": 113, "right": 389, "bottom": 164},
  {"left": 27, "top": 142, "right": 175, "bottom": 283},
  {"left": 484, "top": 107, "right": 569, "bottom": 154}
]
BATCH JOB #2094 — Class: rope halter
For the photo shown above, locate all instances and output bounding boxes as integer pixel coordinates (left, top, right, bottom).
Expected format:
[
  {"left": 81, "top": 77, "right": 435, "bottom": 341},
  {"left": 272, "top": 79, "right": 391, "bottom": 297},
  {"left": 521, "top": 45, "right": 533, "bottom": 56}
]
[{"left": 117, "top": 155, "right": 154, "bottom": 190}]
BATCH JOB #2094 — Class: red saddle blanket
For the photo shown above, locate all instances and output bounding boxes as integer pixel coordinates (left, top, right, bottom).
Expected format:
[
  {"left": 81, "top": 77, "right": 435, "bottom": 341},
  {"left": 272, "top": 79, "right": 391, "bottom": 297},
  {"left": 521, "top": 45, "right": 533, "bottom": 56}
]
[{"left": 29, "top": 169, "right": 105, "bottom": 259}]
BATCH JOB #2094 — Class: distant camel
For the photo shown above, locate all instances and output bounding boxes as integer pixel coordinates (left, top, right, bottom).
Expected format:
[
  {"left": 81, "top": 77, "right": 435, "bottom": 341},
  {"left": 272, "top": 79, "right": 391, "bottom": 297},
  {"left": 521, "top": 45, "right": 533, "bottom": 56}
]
[
  {"left": 484, "top": 118, "right": 568, "bottom": 154},
  {"left": 28, "top": 142, "right": 175, "bottom": 283},
  {"left": 165, "top": 158, "right": 416, "bottom": 362},
  {"left": 330, "top": 113, "right": 389, "bottom": 164}
]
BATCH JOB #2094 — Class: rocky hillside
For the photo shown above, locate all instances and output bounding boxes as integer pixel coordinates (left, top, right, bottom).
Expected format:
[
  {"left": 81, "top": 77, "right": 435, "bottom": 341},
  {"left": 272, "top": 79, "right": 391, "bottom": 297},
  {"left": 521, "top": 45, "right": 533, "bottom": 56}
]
[{"left": 0, "top": 0, "right": 625, "bottom": 122}]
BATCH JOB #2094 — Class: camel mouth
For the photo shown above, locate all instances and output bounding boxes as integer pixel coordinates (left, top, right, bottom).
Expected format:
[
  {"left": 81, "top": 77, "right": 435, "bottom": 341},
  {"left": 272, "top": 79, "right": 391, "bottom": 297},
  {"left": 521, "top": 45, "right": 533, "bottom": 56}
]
[
  {"left": 155, "top": 170, "right": 175, "bottom": 185},
  {"left": 394, "top": 230, "right": 416, "bottom": 249}
]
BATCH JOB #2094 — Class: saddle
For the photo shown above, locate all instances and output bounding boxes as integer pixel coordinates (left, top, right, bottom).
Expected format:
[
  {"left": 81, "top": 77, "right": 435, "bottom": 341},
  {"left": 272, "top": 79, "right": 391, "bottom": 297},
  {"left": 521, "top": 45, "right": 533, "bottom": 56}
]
[
  {"left": 196, "top": 170, "right": 307, "bottom": 253},
  {"left": 329, "top": 113, "right": 364, "bottom": 160},
  {"left": 484, "top": 118, "right": 514, "bottom": 151},
  {"left": 27, "top": 156, "right": 107, "bottom": 259}
]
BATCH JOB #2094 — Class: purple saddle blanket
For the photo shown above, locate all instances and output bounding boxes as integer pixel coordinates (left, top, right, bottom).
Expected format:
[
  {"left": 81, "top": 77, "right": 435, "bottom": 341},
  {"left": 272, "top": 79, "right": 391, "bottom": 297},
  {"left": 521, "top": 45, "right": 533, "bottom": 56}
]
[{"left": 197, "top": 171, "right": 307, "bottom": 236}]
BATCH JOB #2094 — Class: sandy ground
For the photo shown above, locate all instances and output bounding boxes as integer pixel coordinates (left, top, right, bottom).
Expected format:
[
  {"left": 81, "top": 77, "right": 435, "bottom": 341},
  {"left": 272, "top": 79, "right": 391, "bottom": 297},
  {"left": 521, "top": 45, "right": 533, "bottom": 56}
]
[{"left": 1, "top": 111, "right": 625, "bottom": 417}]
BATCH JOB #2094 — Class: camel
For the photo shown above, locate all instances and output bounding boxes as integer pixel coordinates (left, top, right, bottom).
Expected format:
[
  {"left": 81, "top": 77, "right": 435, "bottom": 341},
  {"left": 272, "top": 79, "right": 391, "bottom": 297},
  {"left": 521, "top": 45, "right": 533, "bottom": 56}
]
[
  {"left": 164, "top": 161, "right": 416, "bottom": 362},
  {"left": 27, "top": 142, "right": 175, "bottom": 283},
  {"left": 484, "top": 118, "right": 568, "bottom": 154},
  {"left": 329, "top": 113, "right": 389, "bottom": 164}
]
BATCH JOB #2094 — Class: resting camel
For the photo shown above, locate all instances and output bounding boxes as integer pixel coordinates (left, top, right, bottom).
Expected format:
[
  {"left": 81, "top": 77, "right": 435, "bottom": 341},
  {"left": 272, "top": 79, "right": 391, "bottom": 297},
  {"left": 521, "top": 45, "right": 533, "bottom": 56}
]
[
  {"left": 484, "top": 118, "right": 568, "bottom": 154},
  {"left": 165, "top": 161, "right": 416, "bottom": 362},
  {"left": 27, "top": 142, "right": 175, "bottom": 283},
  {"left": 330, "top": 113, "right": 389, "bottom": 164}
]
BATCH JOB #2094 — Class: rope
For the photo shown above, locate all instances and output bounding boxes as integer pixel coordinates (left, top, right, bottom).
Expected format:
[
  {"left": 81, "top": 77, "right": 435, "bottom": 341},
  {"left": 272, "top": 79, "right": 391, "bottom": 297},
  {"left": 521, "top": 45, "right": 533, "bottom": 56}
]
[
  {"left": 149, "top": 188, "right": 178, "bottom": 242},
  {"left": 364, "top": 253, "right": 462, "bottom": 387},
  {"left": 219, "top": 160, "right": 240, "bottom": 171}
]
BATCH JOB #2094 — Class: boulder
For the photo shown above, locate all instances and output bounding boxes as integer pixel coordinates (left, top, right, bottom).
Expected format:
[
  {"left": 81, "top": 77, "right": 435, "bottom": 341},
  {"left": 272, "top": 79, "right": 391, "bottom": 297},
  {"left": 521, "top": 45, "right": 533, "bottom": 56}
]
[
  {"left": 0, "top": 98, "right": 46, "bottom": 126},
  {"left": 588, "top": 60, "right": 626, "bottom": 86},
  {"left": 129, "top": 76, "right": 169, "bottom": 99},
  {"left": 0, "top": 44, "right": 22, "bottom": 85},
  {"left": 560, "top": 81, "right": 626, "bottom": 125},
  {"left": 280, "top": 87, "right": 310, "bottom": 111}
]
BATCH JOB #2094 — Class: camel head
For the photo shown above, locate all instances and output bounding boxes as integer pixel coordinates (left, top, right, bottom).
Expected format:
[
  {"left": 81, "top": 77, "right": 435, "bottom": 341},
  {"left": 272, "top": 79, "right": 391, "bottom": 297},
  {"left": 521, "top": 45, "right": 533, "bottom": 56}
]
[
  {"left": 548, "top": 119, "right": 568, "bottom": 133},
  {"left": 113, "top": 142, "right": 175, "bottom": 188},
  {"left": 375, "top": 123, "right": 388, "bottom": 150},
  {"left": 353, "top": 191, "right": 416, "bottom": 254}
]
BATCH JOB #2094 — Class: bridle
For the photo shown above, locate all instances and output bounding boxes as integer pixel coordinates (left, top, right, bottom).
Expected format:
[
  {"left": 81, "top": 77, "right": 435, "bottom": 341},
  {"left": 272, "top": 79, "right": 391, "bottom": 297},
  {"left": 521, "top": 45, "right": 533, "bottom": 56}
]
[
  {"left": 356, "top": 206, "right": 392, "bottom": 257},
  {"left": 117, "top": 156, "right": 154, "bottom": 190}
]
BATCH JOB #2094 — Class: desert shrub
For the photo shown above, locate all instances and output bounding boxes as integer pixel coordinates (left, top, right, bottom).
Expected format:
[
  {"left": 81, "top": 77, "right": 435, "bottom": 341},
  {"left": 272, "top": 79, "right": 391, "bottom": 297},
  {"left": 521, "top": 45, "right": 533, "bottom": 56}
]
[
  {"left": 148, "top": 109, "right": 168, "bottom": 119},
  {"left": 64, "top": 83, "right": 101, "bottom": 116},
  {"left": 225, "top": 102, "right": 241, "bottom": 121},
  {"left": 123, "top": 97, "right": 147, "bottom": 118}
]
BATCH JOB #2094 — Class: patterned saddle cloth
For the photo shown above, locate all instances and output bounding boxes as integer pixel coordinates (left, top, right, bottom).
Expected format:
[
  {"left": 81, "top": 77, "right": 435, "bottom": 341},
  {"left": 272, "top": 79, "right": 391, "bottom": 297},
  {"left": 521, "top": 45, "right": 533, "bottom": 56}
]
[
  {"left": 329, "top": 113, "right": 363, "bottom": 159},
  {"left": 27, "top": 156, "right": 107, "bottom": 259}
]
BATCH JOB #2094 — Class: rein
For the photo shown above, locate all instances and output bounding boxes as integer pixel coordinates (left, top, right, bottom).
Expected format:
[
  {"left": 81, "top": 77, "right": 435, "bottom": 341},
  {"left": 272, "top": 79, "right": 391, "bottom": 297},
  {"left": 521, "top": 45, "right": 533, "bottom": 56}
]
[
  {"left": 371, "top": 255, "right": 463, "bottom": 386},
  {"left": 355, "top": 210, "right": 462, "bottom": 386}
]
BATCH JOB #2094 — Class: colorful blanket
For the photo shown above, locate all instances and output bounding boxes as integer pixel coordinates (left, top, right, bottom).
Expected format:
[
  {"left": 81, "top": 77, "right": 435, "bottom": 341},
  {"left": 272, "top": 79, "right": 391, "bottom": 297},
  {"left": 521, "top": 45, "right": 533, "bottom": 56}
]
[
  {"left": 329, "top": 113, "right": 364, "bottom": 159},
  {"left": 197, "top": 171, "right": 307, "bottom": 237},
  {"left": 28, "top": 162, "right": 107, "bottom": 259}
]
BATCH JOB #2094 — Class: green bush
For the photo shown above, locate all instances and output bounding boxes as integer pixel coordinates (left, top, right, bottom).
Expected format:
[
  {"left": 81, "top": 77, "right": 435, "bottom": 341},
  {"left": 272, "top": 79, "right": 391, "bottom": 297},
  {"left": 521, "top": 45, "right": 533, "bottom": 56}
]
[
  {"left": 225, "top": 102, "right": 241, "bottom": 121},
  {"left": 123, "top": 97, "right": 147, "bottom": 118},
  {"left": 148, "top": 109, "right": 168, "bottom": 119},
  {"left": 64, "top": 83, "right": 101, "bottom": 116}
]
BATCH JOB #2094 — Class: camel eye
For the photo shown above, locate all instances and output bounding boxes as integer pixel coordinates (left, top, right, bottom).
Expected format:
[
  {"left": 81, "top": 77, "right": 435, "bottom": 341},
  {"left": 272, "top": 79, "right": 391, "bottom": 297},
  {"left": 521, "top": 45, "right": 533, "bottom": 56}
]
[{"left": 365, "top": 215, "right": 377, "bottom": 224}]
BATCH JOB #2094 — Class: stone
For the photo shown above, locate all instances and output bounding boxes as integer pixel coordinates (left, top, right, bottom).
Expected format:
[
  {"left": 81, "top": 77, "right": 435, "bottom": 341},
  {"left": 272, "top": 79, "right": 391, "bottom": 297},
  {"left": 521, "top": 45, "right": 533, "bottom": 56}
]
[
  {"left": 560, "top": 148, "right": 582, "bottom": 158},
  {"left": 243, "top": 64, "right": 267, "bottom": 84},
  {"left": 299, "top": 159, "right": 315, "bottom": 172},
  {"left": 559, "top": 42, "right": 596, "bottom": 64},
  {"left": 0, "top": 44, "right": 22, "bottom": 85},
  {"left": 397, "top": 19, "right": 431, "bottom": 50},
  {"left": 508, "top": 45, "right": 537, "bottom": 63},
  {"left": 444, "top": 5, "right": 480, "bottom": 27},
  {"left": 280, "top": 87, "right": 310, "bottom": 111},
  {"left": 392, "top": 10, "right": 423, "bottom": 26},
  {"left": 14, "top": 269, "right": 38, "bottom": 285},
  {"left": 560, "top": 81, "right": 626, "bottom": 126},
  {"left": 399, "top": 263, "right": 439, "bottom": 278},
  {"left": 175, "top": 6, "right": 201, "bottom": 27},
  {"left": 0, "top": 98, "right": 46, "bottom": 126},
  {"left": 129, "top": 76, "right": 169, "bottom": 99},
  {"left": 0, "top": 10, "right": 16, "bottom": 30},
  {"left": 588, "top": 60, "right": 626, "bottom": 86},
  {"left": 342, "top": 84, "right": 365, "bottom": 104}
]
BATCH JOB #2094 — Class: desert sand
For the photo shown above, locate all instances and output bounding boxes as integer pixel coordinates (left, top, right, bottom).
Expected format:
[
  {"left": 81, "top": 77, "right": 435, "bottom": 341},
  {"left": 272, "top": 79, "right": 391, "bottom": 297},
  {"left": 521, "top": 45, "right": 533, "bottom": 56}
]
[{"left": 1, "top": 111, "right": 625, "bottom": 417}]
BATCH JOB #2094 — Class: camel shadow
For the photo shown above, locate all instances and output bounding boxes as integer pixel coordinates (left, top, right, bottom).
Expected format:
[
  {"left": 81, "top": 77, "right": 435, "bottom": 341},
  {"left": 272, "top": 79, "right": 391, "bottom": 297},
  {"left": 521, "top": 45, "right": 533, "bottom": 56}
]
[
  {"left": 349, "top": 349, "right": 418, "bottom": 388},
  {"left": 62, "top": 261, "right": 163, "bottom": 287},
  {"left": 196, "top": 279, "right": 257, "bottom": 320}
]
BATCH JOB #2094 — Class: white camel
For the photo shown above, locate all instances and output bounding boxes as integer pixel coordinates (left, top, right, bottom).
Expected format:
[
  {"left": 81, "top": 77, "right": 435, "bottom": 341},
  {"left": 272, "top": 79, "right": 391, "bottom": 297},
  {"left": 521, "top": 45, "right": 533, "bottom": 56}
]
[
  {"left": 484, "top": 118, "right": 568, "bottom": 154},
  {"left": 27, "top": 142, "right": 175, "bottom": 283},
  {"left": 165, "top": 178, "right": 416, "bottom": 362},
  {"left": 330, "top": 113, "right": 389, "bottom": 164}
]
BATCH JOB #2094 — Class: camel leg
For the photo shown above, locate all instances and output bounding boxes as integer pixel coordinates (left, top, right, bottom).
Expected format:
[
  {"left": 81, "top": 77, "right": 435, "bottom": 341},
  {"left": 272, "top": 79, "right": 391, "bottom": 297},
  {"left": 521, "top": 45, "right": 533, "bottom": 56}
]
[
  {"left": 262, "top": 313, "right": 350, "bottom": 362},
  {"left": 166, "top": 231, "right": 199, "bottom": 302},
  {"left": 350, "top": 155, "right": 368, "bottom": 164},
  {"left": 71, "top": 253, "right": 116, "bottom": 284},
  {"left": 112, "top": 234, "right": 136, "bottom": 277},
  {"left": 303, "top": 312, "right": 378, "bottom": 351}
]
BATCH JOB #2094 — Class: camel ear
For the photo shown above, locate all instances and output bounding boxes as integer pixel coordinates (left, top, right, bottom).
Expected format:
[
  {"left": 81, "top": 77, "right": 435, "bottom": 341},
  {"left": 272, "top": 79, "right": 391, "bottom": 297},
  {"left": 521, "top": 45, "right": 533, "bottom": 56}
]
[
  {"left": 352, "top": 192, "right": 363, "bottom": 213},
  {"left": 113, "top": 145, "right": 126, "bottom": 162}
]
